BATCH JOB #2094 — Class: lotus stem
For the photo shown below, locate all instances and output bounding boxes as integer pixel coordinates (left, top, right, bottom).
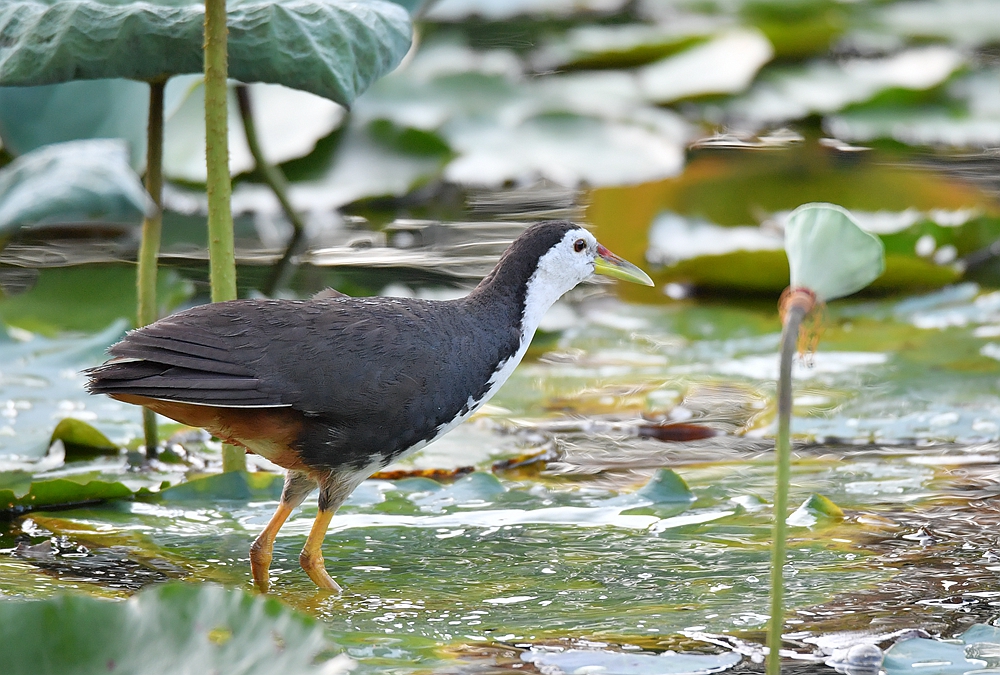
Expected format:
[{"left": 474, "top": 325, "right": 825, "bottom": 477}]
[
  {"left": 138, "top": 78, "right": 166, "bottom": 460},
  {"left": 204, "top": 0, "right": 244, "bottom": 472},
  {"left": 235, "top": 84, "right": 306, "bottom": 297},
  {"left": 767, "top": 287, "right": 815, "bottom": 675}
]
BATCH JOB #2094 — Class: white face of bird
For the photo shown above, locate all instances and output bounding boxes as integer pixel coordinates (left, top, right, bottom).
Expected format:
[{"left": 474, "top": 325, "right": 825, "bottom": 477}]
[{"left": 520, "top": 228, "right": 653, "bottom": 337}]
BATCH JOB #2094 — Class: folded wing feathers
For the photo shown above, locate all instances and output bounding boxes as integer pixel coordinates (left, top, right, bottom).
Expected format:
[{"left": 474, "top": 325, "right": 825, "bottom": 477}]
[{"left": 86, "top": 312, "right": 287, "bottom": 408}]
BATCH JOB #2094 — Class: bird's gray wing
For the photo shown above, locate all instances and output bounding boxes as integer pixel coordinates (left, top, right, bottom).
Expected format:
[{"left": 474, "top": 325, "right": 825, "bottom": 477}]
[{"left": 86, "top": 299, "right": 293, "bottom": 407}]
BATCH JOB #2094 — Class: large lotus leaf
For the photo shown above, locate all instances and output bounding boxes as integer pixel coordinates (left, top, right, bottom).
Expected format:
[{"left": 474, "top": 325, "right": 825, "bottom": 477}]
[
  {"left": 426, "top": 0, "right": 628, "bottom": 20},
  {"left": 0, "top": 139, "right": 154, "bottom": 237},
  {"left": 636, "top": 29, "right": 774, "bottom": 103},
  {"left": 785, "top": 203, "right": 886, "bottom": 301},
  {"left": 444, "top": 112, "right": 685, "bottom": 188},
  {"left": 827, "top": 107, "right": 1000, "bottom": 149},
  {"left": 0, "top": 0, "right": 411, "bottom": 106},
  {"left": 731, "top": 46, "right": 963, "bottom": 124},
  {"left": 0, "top": 582, "right": 348, "bottom": 675},
  {"left": 878, "top": 0, "right": 1000, "bottom": 48},
  {"left": 532, "top": 23, "right": 711, "bottom": 71},
  {"left": 163, "top": 80, "right": 345, "bottom": 182},
  {"left": 0, "top": 79, "right": 148, "bottom": 167}
]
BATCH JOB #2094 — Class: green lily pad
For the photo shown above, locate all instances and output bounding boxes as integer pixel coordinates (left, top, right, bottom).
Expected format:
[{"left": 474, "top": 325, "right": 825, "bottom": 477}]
[
  {"left": 0, "top": 0, "right": 411, "bottom": 106},
  {"left": 522, "top": 648, "right": 741, "bottom": 675},
  {"left": 444, "top": 112, "right": 684, "bottom": 188},
  {"left": 0, "top": 582, "right": 343, "bottom": 675},
  {"left": 0, "top": 469, "right": 32, "bottom": 498},
  {"left": 157, "top": 471, "right": 283, "bottom": 502},
  {"left": 732, "top": 46, "right": 963, "bottom": 124},
  {"left": 0, "top": 474, "right": 133, "bottom": 513},
  {"left": 50, "top": 418, "right": 118, "bottom": 458},
  {"left": 0, "top": 139, "right": 153, "bottom": 237},
  {"left": 786, "top": 493, "right": 844, "bottom": 528},
  {"left": 785, "top": 203, "right": 885, "bottom": 301},
  {"left": 638, "top": 468, "right": 696, "bottom": 505},
  {"left": 637, "top": 29, "right": 774, "bottom": 103},
  {"left": 532, "top": 24, "right": 710, "bottom": 71}
]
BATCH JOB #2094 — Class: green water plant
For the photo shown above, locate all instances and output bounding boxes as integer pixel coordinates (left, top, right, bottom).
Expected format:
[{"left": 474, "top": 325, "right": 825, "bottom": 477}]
[{"left": 767, "top": 203, "right": 884, "bottom": 675}]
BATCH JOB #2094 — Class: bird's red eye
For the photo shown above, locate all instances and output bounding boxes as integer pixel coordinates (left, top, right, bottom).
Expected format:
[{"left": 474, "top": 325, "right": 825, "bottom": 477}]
[{"left": 573, "top": 239, "right": 586, "bottom": 253}]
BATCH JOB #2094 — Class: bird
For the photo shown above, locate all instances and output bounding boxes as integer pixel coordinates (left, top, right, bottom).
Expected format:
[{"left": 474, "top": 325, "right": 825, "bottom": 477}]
[{"left": 86, "top": 220, "right": 654, "bottom": 592}]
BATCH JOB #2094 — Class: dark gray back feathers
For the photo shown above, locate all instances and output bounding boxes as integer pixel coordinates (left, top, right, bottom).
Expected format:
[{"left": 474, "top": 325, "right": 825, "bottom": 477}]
[{"left": 86, "top": 221, "right": 579, "bottom": 470}]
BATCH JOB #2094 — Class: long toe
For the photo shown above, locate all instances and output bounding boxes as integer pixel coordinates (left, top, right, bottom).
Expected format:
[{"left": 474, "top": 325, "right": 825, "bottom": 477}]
[
  {"left": 300, "top": 550, "right": 342, "bottom": 593},
  {"left": 249, "top": 537, "right": 273, "bottom": 593}
]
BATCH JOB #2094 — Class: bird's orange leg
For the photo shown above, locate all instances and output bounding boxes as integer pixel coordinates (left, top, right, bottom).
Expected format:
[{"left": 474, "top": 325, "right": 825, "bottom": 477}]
[
  {"left": 299, "top": 508, "right": 341, "bottom": 592},
  {"left": 297, "top": 469, "right": 368, "bottom": 592},
  {"left": 250, "top": 470, "right": 315, "bottom": 593}
]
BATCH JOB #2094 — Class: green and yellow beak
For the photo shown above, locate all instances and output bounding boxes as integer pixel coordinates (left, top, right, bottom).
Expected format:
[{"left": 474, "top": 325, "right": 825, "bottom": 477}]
[{"left": 594, "top": 244, "right": 654, "bottom": 286}]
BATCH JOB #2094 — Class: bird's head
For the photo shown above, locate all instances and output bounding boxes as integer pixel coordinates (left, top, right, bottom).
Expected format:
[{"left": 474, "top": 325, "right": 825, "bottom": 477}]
[
  {"left": 479, "top": 221, "right": 653, "bottom": 334},
  {"left": 528, "top": 223, "right": 654, "bottom": 295}
]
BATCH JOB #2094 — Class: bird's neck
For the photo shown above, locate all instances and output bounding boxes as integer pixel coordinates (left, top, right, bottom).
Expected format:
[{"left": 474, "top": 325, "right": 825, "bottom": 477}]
[{"left": 467, "top": 252, "right": 563, "bottom": 346}]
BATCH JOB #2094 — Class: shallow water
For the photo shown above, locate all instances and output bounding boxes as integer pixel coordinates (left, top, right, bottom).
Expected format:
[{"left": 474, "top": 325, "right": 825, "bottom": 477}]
[{"left": 4, "top": 274, "right": 1000, "bottom": 672}]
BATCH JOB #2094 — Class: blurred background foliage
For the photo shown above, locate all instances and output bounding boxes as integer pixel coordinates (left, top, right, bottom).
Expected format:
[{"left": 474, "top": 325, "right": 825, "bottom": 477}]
[{"left": 3, "top": 0, "right": 1000, "bottom": 313}]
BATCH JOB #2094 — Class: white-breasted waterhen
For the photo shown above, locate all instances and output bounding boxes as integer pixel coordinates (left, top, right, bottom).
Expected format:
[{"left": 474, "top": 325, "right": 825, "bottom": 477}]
[{"left": 86, "top": 221, "right": 653, "bottom": 592}]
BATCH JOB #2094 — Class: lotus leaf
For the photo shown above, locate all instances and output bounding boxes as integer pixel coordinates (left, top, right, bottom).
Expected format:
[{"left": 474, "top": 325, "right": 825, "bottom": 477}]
[
  {"left": 0, "top": 139, "right": 153, "bottom": 236},
  {"left": 785, "top": 203, "right": 886, "bottom": 300},
  {"left": 0, "top": 583, "right": 346, "bottom": 675},
  {"left": 0, "top": 0, "right": 411, "bottom": 106}
]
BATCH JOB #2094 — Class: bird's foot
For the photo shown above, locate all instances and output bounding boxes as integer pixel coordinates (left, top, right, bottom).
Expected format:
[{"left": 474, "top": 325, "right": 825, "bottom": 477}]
[
  {"left": 249, "top": 535, "right": 274, "bottom": 593},
  {"left": 300, "top": 549, "right": 342, "bottom": 593}
]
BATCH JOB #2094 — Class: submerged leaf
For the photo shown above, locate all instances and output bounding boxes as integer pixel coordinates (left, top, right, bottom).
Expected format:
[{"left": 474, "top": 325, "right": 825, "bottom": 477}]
[
  {"left": 0, "top": 583, "right": 345, "bottom": 675},
  {"left": 785, "top": 203, "right": 886, "bottom": 301}
]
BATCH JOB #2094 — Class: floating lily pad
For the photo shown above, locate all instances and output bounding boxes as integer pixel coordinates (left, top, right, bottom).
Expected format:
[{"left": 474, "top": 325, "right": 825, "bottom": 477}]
[
  {"left": 0, "top": 469, "right": 32, "bottom": 498},
  {"left": 638, "top": 468, "right": 696, "bottom": 505},
  {"left": 50, "top": 418, "right": 118, "bottom": 458},
  {"left": 157, "top": 471, "right": 283, "bottom": 502},
  {"left": 0, "top": 139, "right": 153, "bottom": 237},
  {"left": 786, "top": 493, "right": 844, "bottom": 528},
  {"left": 637, "top": 29, "right": 774, "bottom": 103},
  {"left": 785, "top": 203, "right": 885, "bottom": 301},
  {"left": 444, "top": 112, "right": 685, "bottom": 188},
  {"left": 426, "top": 0, "right": 628, "bottom": 21},
  {"left": 0, "top": 474, "right": 133, "bottom": 513},
  {"left": 877, "top": 0, "right": 1000, "bottom": 48},
  {"left": 0, "top": 0, "right": 411, "bottom": 106},
  {"left": 521, "top": 648, "right": 742, "bottom": 675},
  {"left": 532, "top": 23, "right": 711, "bottom": 71},
  {"left": 731, "top": 46, "right": 963, "bottom": 124},
  {"left": 0, "top": 582, "right": 345, "bottom": 675}
]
